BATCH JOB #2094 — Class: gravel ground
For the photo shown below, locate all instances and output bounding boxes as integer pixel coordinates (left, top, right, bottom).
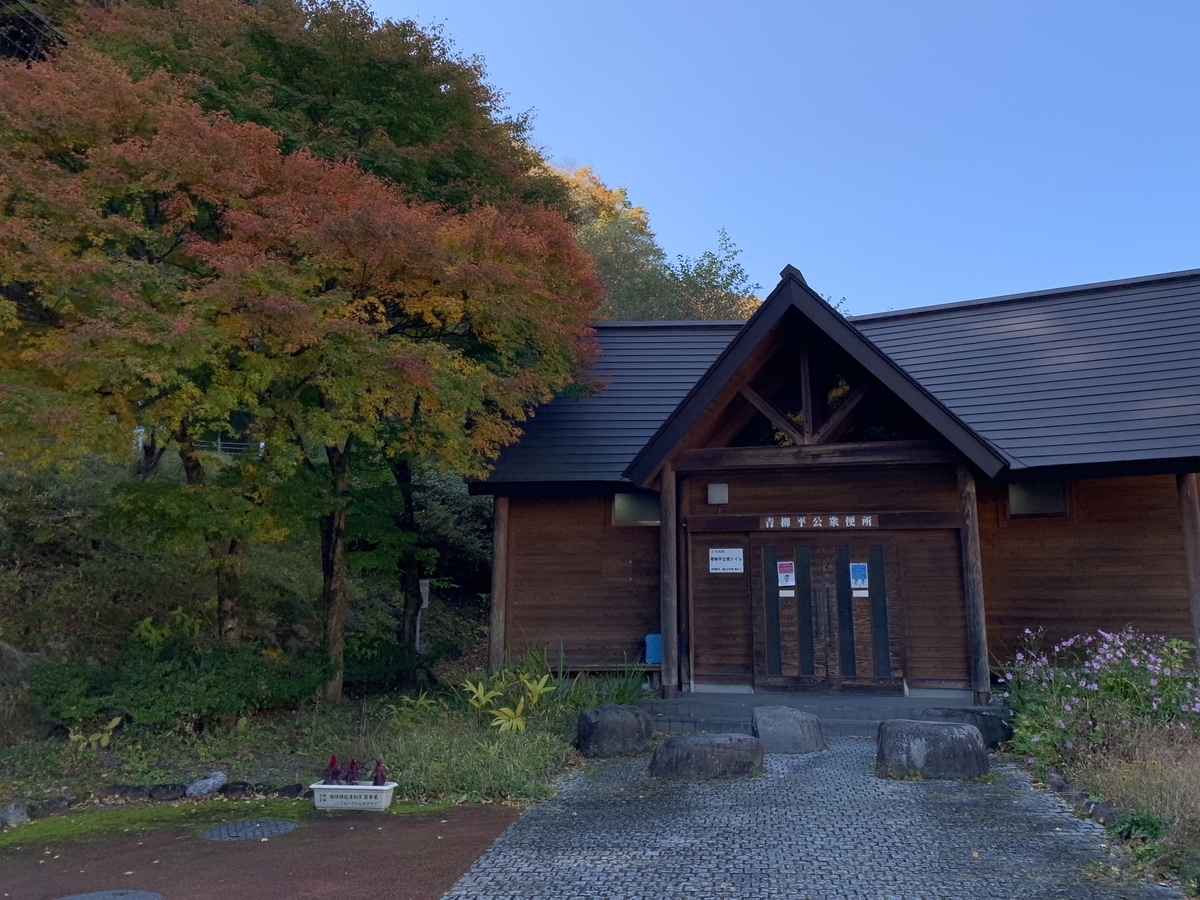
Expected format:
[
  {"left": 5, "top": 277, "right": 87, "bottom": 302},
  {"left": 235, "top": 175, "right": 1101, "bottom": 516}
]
[{"left": 443, "top": 737, "right": 1181, "bottom": 900}]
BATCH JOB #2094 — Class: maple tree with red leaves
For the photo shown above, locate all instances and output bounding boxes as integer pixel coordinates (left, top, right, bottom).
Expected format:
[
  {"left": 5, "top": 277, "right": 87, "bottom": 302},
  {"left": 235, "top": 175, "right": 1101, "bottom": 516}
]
[{"left": 0, "top": 44, "right": 601, "bottom": 698}]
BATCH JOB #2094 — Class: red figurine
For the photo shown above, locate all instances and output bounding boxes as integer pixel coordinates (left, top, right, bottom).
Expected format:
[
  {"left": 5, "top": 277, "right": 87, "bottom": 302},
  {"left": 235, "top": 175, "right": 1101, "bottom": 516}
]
[{"left": 323, "top": 755, "right": 342, "bottom": 785}]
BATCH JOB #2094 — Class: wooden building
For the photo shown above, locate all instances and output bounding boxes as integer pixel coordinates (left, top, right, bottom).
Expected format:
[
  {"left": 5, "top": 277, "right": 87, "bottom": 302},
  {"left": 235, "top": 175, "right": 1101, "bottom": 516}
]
[{"left": 473, "top": 267, "right": 1200, "bottom": 701}]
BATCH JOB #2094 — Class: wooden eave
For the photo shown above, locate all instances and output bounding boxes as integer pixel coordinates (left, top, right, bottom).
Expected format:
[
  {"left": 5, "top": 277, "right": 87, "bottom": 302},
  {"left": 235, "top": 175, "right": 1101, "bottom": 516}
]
[
  {"left": 468, "top": 479, "right": 647, "bottom": 497},
  {"left": 623, "top": 266, "right": 1011, "bottom": 487}
]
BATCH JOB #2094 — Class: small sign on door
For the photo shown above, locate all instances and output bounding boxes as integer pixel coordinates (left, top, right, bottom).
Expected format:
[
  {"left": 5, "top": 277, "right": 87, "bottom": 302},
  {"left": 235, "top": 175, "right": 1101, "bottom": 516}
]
[
  {"left": 709, "top": 548, "right": 744, "bottom": 573},
  {"left": 777, "top": 560, "right": 795, "bottom": 587},
  {"left": 850, "top": 562, "right": 869, "bottom": 598}
]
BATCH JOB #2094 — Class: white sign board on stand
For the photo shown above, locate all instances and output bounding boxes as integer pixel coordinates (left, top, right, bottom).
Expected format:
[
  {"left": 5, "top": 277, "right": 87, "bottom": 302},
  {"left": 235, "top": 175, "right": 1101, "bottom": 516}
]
[{"left": 708, "top": 548, "right": 744, "bottom": 573}]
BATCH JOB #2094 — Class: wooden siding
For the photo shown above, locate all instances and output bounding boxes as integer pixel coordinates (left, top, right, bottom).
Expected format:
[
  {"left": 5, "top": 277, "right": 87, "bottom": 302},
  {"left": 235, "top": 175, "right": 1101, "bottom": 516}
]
[
  {"left": 979, "top": 475, "right": 1193, "bottom": 661},
  {"left": 683, "top": 466, "right": 960, "bottom": 515},
  {"left": 896, "top": 530, "right": 969, "bottom": 687},
  {"left": 690, "top": 532, "right": 754, "bottom": 683},
  {"left": 504, "top": 494, "right": 659, "bottom": 668}
]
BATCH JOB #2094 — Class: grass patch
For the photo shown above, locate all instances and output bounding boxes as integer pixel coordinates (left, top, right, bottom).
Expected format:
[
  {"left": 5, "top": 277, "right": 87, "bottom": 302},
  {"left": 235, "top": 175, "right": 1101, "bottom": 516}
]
[
  {"left": 0, "top": 797, "right": 308, "bottom": 849},
  {"left": 1, "top": 659, "right": 650, "bottom": 849},
  {"left": 0, "top": 795, "right": 453, "bottom": 850}
]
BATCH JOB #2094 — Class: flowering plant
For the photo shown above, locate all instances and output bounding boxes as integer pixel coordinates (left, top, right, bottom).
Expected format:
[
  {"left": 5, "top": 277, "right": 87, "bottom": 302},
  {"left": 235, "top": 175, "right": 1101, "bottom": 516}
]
[
  {"left": 322, "top": 755, "right": 390, "bottom": 785},
  {"left": 998, "top": 627, "right": 1200, "bottom": 766}
]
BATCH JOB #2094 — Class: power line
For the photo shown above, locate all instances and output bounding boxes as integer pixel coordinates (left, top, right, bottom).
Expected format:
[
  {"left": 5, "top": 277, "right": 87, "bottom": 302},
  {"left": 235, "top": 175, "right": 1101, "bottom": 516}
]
[{"left": 0, "top": 0, "right": 68, "bottom": 63}]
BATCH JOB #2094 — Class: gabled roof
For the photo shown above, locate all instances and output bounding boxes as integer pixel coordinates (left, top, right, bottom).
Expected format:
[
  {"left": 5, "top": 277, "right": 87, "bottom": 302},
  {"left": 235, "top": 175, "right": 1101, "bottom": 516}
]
[
  {"left": 480, "top": 321, "right": 743, "bottom": 488},
  {"left": 853, "top": 267, "right": 1200, "bottom": 471},
  {"left": 479, "top": 266, "right": 1200, "bottom": 493},
  {"left": 623, "top": 267, "right": 1009, "bottom": 485}
]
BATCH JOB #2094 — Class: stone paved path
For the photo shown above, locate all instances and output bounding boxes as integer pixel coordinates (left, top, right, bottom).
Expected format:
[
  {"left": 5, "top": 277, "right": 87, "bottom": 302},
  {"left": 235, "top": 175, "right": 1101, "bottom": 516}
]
[{"left": 443, "top": 738, "right": 1181, "bottom": 900}]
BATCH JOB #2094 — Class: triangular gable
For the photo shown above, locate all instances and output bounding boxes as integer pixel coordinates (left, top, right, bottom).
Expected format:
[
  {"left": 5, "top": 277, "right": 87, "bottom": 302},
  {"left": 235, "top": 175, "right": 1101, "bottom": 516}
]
[{"left": 623, "top": 265, "right": 1010, "bottom": 486}]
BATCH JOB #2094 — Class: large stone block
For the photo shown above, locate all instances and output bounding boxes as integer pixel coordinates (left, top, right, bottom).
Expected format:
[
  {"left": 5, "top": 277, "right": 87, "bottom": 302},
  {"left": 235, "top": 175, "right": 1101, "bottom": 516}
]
[
  {"left": 918, "top": 708, "right": 1013, "bottom": 749},
  {"left": 875, "top": 719, "right": 988, "bottom": 779},
  {"left": 577, "top": 704, "right": 655, "bottom": 758},
  {"left": 649, "top": 734, "right": 765, "bottom": 779},
  {"left": 752, "top": 706, "right": 826, "bottom": 754}
]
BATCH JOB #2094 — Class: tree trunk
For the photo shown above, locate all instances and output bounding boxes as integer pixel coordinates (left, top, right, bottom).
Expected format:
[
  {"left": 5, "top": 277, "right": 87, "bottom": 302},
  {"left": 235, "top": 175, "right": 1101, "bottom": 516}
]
[
  {"left": 209, "top": 537, "right": 247, "bottom": 643},
  {"left": 178, "top": 426, "right": 246, "bottom": 644},
  {"left": 137, "top": 427, "right": 167, "bottom": 475},
  {"left": 390, "top": 457, "right": 423, "bottom": 647},
  {"left": 320, "top": 437, "right": 354, "bottom": 701}
]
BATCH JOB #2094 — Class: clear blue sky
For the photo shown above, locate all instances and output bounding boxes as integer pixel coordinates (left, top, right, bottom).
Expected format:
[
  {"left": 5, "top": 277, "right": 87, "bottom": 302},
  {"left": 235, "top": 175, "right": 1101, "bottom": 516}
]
[{"left": 378, "top": 1, "right": 1200, "bottom": 314}]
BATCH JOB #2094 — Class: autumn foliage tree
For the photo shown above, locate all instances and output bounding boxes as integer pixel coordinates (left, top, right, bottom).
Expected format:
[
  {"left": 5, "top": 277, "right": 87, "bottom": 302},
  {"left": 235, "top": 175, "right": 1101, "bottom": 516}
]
[{"left": 0, "top": 44, "right": 601, "bottom": 698}]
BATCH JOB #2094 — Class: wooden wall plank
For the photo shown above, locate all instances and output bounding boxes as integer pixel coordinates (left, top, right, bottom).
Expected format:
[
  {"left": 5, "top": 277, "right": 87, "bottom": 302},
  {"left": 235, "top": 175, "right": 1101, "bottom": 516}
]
[
  {"left": 506, "top": 494, "right": 659, "bottom": 668},
  {"left": 684, "top": 466, "right": 960, "bottom": 515},
  {"left": 691, "top": 533, "right": 753, "bottom": 682},
  {"left": 979, "top": 475, "right": 1193, "bottom": 661}
]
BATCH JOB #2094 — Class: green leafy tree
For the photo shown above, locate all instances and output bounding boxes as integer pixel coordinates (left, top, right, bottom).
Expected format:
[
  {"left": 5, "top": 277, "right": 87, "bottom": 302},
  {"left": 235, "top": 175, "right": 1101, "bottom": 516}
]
[
  {"left": 563, "top": 167, "right": 761, "bottom": 320},
  {"left": 79, "top": 0, "right": 568, "bottom": 210}
]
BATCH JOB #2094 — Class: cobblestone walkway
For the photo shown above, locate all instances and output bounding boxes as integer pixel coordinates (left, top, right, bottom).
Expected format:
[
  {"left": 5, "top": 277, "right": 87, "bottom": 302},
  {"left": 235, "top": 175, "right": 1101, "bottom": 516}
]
[{"left": 443, "top": 738, "right": 1181, "bottom": 900}]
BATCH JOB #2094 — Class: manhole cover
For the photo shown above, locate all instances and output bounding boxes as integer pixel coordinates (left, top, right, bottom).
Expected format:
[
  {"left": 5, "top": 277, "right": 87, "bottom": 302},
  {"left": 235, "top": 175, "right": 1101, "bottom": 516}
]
[
  {"left": 201, "top": 818, "right": 299, "bottom": 841},
  {"left": 56, "top": 893, "right": 163, "bottom": 900}
]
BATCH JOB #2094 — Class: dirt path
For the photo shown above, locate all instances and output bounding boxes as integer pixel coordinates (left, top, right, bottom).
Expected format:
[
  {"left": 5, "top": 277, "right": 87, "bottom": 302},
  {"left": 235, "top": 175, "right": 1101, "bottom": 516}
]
[{"left": 0, "top": 805, "right": 517, "bottom": 900}]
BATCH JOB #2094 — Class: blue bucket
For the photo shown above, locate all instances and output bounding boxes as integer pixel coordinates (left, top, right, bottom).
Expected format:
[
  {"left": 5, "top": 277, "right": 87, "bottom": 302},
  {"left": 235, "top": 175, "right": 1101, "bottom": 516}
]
[{"left": 645, "top": 633, "right": 663, "bottom": 665}]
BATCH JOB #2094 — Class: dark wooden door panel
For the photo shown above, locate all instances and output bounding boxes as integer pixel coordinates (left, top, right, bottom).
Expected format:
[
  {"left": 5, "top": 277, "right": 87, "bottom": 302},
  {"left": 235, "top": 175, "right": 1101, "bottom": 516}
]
[{"left": 750, "top": 534, "right": 909, "bottom": 689}]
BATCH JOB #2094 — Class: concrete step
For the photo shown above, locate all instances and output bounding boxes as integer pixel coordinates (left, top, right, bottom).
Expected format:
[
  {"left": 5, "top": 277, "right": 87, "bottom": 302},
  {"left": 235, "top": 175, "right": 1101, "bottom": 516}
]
[
  {"left": 644, "top": 703, "right": 933, "bottom": 721},
  {"left": 651, "top": 716, "right": 882, "bottom": 738}
]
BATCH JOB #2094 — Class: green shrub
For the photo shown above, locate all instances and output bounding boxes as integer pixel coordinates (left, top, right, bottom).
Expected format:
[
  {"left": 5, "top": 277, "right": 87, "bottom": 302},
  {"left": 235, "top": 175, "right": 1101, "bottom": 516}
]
[
  {"left": 31, "top": 638, "right": 329, "bottom": 731},
  {"left": 456, "top": 650, "right": 649, "bottom": 734}
]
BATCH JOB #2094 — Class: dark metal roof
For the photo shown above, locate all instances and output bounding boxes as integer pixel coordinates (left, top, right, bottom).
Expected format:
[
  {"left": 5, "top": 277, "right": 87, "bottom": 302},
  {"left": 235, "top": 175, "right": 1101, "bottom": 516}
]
[
  {"left": 481, "top": 321, "right": 743, "bottom": 487},
  {"left": 481, "top": 267, "right": 1200, "bottom": 490},
  {"left": 853, "top": 268, "right": 1200, "bottom": 471}
]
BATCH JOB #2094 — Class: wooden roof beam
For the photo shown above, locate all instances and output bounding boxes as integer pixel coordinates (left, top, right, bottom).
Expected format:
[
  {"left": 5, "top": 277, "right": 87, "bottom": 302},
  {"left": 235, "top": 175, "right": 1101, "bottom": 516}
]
[
  {"left": 675, "top": 439, "right": 955, "bottom": 474},
  {"left": 739, "top": 385, "right": 806, "bottom": 446},
  {"left": 812, "top": 382, "right": 871, "bottom": 444}
]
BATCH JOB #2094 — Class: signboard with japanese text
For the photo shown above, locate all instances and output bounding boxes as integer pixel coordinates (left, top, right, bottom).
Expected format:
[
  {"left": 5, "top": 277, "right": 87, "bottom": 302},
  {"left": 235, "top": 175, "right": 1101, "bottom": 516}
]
[
  {"left": 708, "top": 548, "right": 744, "bottom": 573},
  {"left": 776, "top": 560, "right": 795, "bottom": 586},
  {"left": 759, "top": 514, "right": 877, "bottom": 530}
]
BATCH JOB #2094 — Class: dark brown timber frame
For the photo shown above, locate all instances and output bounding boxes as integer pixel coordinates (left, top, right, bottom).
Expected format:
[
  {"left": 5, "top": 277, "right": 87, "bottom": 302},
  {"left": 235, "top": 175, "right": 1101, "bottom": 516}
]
[
  {"left": 1179, "top": 474, "right": 1200, "bottom": 653},
  {"left": 659, "top": 462, "right": 680, "bottom": 696},
  {"left": 957, "top": 463, "right": 991, "bottom": 703},
  {"left": 624, "top": 266, "right": 1008, "bottom": 487},
  {"left": 489, "top": 496, "right": 510, "bottom": 670}
]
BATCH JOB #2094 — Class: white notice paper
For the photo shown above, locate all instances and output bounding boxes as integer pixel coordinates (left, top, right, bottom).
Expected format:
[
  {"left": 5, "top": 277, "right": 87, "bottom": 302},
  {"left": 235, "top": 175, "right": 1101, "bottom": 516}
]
[{"left": 709, "top": 548, "right": 744, "bottom": 573}]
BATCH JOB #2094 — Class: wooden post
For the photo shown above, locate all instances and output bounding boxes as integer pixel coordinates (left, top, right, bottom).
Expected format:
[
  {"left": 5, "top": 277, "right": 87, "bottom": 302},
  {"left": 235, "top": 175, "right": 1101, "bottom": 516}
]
[
  {"left": 799, "top": 332, "right": 814, "bottom": 442},
  {"left": 489, "top": 496, "right": 510, "bottom": 671},
  {"left": 957, "top": 463, "right": 991, "bottom": 705},
  {"left": 1177, "top": 474, "right": 1200, "bottom": 653},
  {"left": 660, "top": 462, "right": 679, "bottom": 698}
]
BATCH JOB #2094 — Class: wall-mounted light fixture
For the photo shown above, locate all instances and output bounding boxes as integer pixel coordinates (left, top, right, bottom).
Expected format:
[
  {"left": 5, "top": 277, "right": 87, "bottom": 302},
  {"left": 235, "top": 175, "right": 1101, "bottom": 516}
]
[{"left": 707, "top": 483, "right": 729, "bottom": 505}]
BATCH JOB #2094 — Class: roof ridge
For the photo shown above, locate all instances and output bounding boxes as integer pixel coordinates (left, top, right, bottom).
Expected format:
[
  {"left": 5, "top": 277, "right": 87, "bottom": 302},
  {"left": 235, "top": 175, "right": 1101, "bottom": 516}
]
[
  {"left": 593, "top": 320, "right": 747, "bottom": 328},
  {"left": 850, "top": 267, "right": 1200, "bottom": 324}
]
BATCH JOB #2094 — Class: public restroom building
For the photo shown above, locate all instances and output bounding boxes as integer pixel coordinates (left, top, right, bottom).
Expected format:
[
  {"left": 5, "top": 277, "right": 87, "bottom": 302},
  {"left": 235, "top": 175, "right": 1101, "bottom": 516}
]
[{"left": 472, "top": 266, "right": 1200, "bottom": 701}]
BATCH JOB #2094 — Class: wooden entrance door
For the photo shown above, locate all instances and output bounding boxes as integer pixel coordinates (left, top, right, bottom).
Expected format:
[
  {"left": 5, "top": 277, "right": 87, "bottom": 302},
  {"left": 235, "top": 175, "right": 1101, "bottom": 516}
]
[{"left": 750, "top": 535, "right": 906, "bottom": 690}]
